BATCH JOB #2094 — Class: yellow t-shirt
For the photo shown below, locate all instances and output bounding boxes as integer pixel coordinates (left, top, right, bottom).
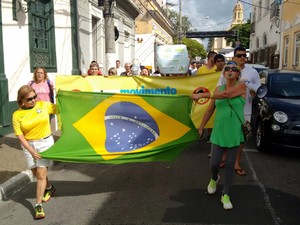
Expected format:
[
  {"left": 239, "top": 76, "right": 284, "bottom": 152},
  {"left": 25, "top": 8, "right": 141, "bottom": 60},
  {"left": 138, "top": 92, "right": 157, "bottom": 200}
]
[
  {"left": 196, "top": 65, "right": 217, "bottom": 75},
  {"left": 13, "top": 101, "right": 57, "bottom": 140}
]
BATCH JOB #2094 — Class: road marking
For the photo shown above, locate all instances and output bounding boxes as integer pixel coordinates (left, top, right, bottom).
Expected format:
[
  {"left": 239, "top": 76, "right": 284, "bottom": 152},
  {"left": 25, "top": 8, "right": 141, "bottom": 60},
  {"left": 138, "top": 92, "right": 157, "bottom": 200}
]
[
  {"left": 244, "top": 148, "right": 258, "bottom": 152},
  {"left": 244, "top": 152, "right": 281, "bottom": 225}
]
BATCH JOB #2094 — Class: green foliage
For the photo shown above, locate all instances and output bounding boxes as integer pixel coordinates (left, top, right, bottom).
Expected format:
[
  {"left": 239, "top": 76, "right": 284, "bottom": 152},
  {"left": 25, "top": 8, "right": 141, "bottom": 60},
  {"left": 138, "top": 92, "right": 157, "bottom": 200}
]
[
  {"left": 167, "top": 10, "right": 191, "bottom": 35},
  {"left": 182, "top": 38, "right": 206, "bottom": 59},
  {"left": 166, "top": 9, "right": 206, "bottom": 59},
  {"left": 225, "top": 20, "right": 251, "bottom": 48}
]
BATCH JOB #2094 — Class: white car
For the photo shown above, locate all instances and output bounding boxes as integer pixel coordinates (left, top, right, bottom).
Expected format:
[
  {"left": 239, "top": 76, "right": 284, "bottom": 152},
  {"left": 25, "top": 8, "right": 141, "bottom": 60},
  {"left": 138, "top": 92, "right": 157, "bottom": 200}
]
[{"left": 247, "top": 64, "right": 270, "bottom": 73}]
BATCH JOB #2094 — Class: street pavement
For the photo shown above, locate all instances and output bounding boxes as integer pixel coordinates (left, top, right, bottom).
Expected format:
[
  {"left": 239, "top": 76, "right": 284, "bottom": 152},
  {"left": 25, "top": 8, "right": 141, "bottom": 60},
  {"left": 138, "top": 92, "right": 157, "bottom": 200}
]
[
  {"left": 0, "top": 130, "right": 61, "bottom": 201},
  {"left": 1, "top": 131, "right": 300, "bottom": 224}
]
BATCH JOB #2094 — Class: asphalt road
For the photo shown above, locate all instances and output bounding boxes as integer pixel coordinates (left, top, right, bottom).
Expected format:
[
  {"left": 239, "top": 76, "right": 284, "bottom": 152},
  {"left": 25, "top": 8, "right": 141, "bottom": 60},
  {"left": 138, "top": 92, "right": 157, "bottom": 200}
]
[{"left": 0, "top": 138, "right": 300, "bottom": 225}]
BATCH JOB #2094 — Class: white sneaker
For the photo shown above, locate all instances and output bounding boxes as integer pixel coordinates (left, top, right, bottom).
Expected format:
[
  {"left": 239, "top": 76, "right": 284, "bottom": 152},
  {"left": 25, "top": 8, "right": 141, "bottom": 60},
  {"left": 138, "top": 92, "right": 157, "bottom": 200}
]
[
  {"left": 221, "top": 194, "right": 233, "bottom": 210},
  {"left": 207, "top": 175, "right": 220, "bottom": 194}
]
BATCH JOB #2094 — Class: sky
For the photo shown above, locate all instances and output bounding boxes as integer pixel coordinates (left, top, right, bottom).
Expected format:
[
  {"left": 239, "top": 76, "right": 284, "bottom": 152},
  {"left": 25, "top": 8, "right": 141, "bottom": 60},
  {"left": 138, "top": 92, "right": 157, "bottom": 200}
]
[{"left": 167, "top": 0, "right": 252, "bottom": 32}]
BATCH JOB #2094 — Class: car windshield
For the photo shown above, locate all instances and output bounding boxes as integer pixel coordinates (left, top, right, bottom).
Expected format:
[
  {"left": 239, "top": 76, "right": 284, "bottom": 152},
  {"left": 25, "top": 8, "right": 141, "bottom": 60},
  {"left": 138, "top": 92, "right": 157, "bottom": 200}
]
[{"left": 268, "top": 74, "right": 300, "bottom": 97}]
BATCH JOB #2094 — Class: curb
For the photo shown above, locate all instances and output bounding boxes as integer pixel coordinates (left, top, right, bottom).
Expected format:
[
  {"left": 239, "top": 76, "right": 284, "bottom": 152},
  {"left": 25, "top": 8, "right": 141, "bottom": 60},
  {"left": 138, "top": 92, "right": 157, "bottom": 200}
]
[{"left": 0, "top": 170, "right": 33, "bottom": 201}]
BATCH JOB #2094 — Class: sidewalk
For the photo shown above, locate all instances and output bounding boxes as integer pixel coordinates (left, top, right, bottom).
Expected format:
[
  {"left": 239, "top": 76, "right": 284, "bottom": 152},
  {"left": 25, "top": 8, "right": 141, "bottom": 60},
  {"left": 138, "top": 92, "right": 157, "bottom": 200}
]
[{"left": 0, "top": 129, "right": 61, "bottom": 201}]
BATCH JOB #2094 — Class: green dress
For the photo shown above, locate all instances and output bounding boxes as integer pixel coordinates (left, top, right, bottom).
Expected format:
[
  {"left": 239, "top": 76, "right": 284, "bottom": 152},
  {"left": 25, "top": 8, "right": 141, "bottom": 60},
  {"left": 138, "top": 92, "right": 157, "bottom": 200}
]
[{"left": 210, "top": 85, "right": 245, "bottom": 147}]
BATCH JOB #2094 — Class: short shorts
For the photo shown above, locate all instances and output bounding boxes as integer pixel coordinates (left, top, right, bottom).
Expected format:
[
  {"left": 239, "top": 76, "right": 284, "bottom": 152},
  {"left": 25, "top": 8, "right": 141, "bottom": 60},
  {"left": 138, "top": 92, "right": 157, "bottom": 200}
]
[{"left": 22, "top": 135, "right": 54, "bottom": 169}]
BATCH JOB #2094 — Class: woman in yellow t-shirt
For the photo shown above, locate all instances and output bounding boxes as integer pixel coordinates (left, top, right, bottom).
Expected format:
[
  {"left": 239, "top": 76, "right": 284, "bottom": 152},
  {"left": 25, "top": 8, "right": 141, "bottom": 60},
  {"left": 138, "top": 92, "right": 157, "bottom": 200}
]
[{"left": 12, "top": 85, "right": 58, "bottom": 220}]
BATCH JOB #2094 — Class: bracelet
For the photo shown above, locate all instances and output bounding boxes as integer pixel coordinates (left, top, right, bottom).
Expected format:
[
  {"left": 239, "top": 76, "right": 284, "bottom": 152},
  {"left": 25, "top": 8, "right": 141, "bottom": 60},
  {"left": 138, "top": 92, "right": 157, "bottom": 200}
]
[{"left": 210, "top": 92, "right": 214, "bottom": 99}]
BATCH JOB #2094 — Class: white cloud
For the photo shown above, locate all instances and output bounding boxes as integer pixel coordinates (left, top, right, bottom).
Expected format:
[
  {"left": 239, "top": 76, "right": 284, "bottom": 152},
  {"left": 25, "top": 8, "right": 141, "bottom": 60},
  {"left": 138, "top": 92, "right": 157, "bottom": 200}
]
[{"left": 173, "top": 0, "right": 252, "bottom": 31}]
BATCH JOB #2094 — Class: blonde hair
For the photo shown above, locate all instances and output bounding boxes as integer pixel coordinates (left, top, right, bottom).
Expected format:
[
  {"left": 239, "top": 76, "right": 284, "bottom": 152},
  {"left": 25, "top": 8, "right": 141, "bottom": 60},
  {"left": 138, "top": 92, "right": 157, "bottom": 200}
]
[
  {"left": 17, "top": 85, "right": 36, "bottom": 106},
  {"left": 108, "top": 67, "right": 117, "bottom": 75},
  {"left": 33, "top": 67, "right": 48, "bottom": 82}
]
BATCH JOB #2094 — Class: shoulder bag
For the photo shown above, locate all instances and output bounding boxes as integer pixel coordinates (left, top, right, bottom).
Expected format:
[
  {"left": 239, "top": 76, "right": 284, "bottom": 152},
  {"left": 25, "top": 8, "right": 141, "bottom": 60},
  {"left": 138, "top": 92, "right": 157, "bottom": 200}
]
[{"left": 227, "top": 99, "right": 252, "bottom": 142}]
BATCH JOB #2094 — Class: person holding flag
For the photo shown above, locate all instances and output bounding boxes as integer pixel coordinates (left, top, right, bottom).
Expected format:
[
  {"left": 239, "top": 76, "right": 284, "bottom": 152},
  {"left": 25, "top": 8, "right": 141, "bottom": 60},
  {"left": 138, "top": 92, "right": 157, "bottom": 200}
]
[
  {"left": 191, "top": 61, "right": 246, "bottom": 210},
  {"left": 12, "top": 85, "right": 58, "bottom": 219}
]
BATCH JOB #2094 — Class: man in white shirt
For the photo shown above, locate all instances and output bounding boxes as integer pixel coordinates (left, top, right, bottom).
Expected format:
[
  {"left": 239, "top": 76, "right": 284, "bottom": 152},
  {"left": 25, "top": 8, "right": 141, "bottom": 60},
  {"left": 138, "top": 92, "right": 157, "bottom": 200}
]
[{"left": 116, "top": 60, "right": 125, "bottom": 75}]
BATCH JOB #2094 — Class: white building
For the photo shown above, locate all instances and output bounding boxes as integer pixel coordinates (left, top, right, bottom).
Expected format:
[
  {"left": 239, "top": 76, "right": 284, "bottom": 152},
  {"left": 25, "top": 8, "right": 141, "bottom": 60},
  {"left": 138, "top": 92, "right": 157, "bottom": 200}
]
[
  {"left": 0, "top": 0, "right": 139, "bottom": 135},
  {"left": 249, "top": 0, "right": 280, "bottom": 68}
]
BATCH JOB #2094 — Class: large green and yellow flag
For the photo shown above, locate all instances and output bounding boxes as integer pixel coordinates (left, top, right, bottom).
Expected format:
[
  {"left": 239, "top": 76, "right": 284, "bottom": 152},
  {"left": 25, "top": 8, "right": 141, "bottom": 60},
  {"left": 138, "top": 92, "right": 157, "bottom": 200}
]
[
  {"left": 55, "top": 73, "right": 221, "bottom": 128},
  {"left": 41, "top": 90, "right": 198, "bottom": 164}
]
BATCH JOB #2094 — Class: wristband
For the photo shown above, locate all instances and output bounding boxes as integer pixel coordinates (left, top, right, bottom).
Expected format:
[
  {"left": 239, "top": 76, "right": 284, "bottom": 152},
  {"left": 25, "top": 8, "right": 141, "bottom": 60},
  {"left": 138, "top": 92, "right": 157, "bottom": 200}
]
[{"left": 210, "top": 92, "right": 214, "bottom": 99}]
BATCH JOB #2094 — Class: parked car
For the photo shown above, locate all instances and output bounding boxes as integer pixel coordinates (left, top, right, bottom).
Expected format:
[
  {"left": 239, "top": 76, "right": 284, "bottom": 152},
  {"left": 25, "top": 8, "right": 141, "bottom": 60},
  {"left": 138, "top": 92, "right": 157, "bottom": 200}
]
[
  {"left": 247, "top": 63, "right": 270, "bottom": 73},
  {"left": 251, "top": 70, "right": 300, "bottom": 151}
]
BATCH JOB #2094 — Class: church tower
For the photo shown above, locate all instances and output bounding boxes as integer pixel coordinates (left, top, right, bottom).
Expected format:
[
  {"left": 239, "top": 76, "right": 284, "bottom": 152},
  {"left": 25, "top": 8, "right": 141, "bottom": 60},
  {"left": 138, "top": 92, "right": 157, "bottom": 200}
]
[
  {"left": 232, "top": 1, "right": 244, "bottom": 27},
  {"left": 211, "top": 0, "right": 244, "bottom": 53}
]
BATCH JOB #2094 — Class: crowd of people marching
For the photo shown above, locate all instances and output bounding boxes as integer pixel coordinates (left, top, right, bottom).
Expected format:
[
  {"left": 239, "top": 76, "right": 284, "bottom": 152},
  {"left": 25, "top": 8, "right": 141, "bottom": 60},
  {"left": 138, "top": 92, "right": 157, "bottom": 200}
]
[{"left": 12, "top": 46, "right": 260, "bottom": 219}]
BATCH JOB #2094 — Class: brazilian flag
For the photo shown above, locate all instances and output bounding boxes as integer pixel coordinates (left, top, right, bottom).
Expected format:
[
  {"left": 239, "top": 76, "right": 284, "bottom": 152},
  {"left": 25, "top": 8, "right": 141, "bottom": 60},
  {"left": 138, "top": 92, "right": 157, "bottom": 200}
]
[{"left": 41, "top": 90, "right": 198, "bottom": 164}]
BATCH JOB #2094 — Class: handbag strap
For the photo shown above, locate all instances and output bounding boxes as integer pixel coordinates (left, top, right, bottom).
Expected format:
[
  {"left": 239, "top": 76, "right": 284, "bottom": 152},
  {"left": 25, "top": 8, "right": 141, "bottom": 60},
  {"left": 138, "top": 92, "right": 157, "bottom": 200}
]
[{"left": 227, "top": 99, "right": 243, "bottom": 124}]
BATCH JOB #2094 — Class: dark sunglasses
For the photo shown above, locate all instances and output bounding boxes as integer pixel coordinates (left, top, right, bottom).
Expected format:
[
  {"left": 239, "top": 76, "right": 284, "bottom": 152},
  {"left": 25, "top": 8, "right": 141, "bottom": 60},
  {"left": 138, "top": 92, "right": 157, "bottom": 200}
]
[
  {"left": 235, "top": 54, "right": 247, "bottom": 58},
  {"left": 25, "top": 95, "right": 37, "bottom": 102},
  {"left": 224, "top": 66, "right": 239, "bottom": 72}
]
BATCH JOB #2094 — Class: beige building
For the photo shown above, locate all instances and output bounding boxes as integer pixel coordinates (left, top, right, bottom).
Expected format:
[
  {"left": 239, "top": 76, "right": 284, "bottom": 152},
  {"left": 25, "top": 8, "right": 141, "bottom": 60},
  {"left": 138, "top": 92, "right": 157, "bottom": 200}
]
[
  {"left": 281, "top": 1, "right": 300, "bottom": 70},
  {"left": 212, "top": 1, "right": 244, "bottom": 53},
  {"left": 133, "top": 0, "right": 174, "bottom": 72}
]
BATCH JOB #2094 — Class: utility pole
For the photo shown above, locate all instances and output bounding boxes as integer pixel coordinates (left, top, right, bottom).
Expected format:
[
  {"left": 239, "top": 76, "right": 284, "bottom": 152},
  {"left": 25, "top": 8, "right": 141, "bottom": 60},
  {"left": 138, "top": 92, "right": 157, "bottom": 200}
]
[
  {"left": 178, "top": 0, "right": 182, "bottom": 44},
  {"left": 104, "top": 0, "right": 116, "bottom": 71}
]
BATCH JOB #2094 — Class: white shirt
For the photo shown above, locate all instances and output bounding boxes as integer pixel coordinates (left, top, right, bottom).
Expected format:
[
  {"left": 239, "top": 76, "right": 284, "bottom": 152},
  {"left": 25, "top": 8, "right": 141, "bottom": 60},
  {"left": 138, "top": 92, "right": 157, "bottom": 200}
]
[
  {"left": 116, "top": 67, "right": 125, "bottom": 76},
  {"left": 217, "top": 65, "right": 261, "bottom": 115}
]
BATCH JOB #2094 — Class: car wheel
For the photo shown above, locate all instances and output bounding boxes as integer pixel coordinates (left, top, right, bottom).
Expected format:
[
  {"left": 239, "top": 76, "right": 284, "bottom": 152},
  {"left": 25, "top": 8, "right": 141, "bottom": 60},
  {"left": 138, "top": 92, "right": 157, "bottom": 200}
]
[{"left": 256, "top": 122, "right": 265, "bottom": 151}]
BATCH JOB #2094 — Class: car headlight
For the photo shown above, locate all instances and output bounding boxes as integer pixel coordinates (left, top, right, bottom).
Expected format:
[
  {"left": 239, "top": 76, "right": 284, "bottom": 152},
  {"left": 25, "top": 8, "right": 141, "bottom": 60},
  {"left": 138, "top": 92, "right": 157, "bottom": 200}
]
[
  {"left": 273, "top": 111, "right": 288, "bottom": 123},
  {"left": 271, "top": 124, "right": 280, "bottom": 131}
]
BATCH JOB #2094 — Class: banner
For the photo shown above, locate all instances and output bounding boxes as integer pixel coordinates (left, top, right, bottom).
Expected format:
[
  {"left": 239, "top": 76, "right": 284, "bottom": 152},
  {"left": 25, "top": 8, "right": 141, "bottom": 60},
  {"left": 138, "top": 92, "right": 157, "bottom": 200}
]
[
  {"left": 41, "top": 91, "right": 198, "bottom": 164},
  {"left": 55, "top": 73, "right": 221, "bottom": 128},
  {"left": 156, "top": 44, "right": 190, "bottom": 74}
]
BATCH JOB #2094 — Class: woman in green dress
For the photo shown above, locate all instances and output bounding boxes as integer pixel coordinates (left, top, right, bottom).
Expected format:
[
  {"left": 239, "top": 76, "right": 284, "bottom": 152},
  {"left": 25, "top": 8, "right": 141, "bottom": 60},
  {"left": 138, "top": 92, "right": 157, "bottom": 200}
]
[{"left": 191, "top": 61, "right": 246, "bottom": 210}]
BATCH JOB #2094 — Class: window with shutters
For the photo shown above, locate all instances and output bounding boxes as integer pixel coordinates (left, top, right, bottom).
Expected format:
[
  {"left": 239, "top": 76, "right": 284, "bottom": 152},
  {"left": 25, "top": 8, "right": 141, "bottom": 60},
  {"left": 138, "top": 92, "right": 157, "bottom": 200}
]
[
  {"left": 29, "top": 0, "right": 57, "bottom": 72},
  {"left": 294, "top": 33, "right": 300, "bottom": 66}
]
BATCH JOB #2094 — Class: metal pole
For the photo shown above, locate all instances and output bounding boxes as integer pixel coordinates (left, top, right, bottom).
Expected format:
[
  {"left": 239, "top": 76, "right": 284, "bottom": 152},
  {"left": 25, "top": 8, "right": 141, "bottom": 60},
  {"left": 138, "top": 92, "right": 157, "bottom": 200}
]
[
  {"left": 178, "top": 0, "right": 182, "bottom": 44},
  {"left": 104, "top": 0, "right": 116, "bottom": 70},
  {"left": 278, "top": 2, "right": 283, "bottom": 69}
]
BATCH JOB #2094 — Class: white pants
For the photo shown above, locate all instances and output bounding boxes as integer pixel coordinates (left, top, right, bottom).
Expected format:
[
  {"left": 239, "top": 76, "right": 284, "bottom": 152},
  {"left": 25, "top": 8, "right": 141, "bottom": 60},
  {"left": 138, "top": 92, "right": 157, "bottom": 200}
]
[{"left": 22, "top": 135, "right": 54, "bottom": 169}]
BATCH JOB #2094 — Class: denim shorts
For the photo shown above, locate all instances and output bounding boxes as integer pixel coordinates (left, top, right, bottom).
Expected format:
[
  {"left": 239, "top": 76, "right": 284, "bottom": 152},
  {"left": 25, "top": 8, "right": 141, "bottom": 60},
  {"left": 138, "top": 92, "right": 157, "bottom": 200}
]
[{"left": 22, "top": 135, "right": 54, "bottom": 169}]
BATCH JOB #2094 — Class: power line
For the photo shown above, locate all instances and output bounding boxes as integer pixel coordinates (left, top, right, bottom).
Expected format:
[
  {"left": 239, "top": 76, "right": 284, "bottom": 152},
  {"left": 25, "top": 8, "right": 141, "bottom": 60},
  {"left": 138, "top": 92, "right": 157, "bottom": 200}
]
[{"left": 239, "top": 0, "right": 270, "bottom": 10}]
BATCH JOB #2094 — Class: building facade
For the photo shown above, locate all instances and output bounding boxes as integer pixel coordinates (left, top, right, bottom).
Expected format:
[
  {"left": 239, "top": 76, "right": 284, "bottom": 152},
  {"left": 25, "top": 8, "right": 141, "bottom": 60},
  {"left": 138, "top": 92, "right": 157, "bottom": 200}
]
[
  {"left": 0, "top": 0, "right": 139, "bottom": 135},
  {"left": 133, "top": 0, "right": 174, "bottom": 73},
  {"left": 249, "top": 0, "right": 280, "bottom": 68},
  {"left": 280, "top": 1, "right": 300, "bottom": 70}
]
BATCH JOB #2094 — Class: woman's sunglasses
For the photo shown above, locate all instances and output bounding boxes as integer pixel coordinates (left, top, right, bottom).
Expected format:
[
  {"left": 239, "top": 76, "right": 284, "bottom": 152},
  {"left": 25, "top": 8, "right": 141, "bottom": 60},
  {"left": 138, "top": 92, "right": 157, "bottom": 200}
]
[
  {"left": 224, "top": 66, "right": 239, "bottom": 72},
  {"left": 25, "top": 95, "right": 37, "bottom": 102}
]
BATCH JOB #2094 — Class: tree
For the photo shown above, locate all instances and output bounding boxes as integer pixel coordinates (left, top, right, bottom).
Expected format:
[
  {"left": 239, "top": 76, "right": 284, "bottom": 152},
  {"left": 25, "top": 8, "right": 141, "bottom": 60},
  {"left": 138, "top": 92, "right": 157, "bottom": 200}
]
[
  {"left": 225, "top": 20, "right": 251, "bottom": 48},
  {"left": 167, "top": 9, "right": 192, "bottom": 39},
  {"left": 166, "top": 9, "right": 206, "bottom": 59},
  {"left": 182, "top": 38, "right": 207, "bottom": 59}
]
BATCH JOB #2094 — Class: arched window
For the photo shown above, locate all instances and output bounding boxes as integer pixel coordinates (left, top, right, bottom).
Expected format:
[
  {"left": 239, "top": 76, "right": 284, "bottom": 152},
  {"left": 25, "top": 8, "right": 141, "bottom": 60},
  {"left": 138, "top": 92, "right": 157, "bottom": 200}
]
[
  {"left": 263, "top": 33, "right": 267, "bottom": 47},
  {"left": 256, "top": 37, "right": 260, "bottom": 49}
]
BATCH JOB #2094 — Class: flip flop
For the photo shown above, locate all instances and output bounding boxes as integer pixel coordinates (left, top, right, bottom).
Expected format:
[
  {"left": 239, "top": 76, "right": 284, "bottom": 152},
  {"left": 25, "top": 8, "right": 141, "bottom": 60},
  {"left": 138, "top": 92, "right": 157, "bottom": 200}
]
[
  {"left": 219, "top": 161, "right": 226, "bottom": 168},
  {"left": 235, "top": 168, "right": 246, "bottom": 176}
]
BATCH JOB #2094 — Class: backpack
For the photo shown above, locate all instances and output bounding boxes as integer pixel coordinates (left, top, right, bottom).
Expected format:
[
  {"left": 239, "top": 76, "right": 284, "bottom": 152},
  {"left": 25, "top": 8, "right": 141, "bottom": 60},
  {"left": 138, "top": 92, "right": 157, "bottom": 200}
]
[{"left": 29, "top": 79, "right": 54, "bottom": 103}]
